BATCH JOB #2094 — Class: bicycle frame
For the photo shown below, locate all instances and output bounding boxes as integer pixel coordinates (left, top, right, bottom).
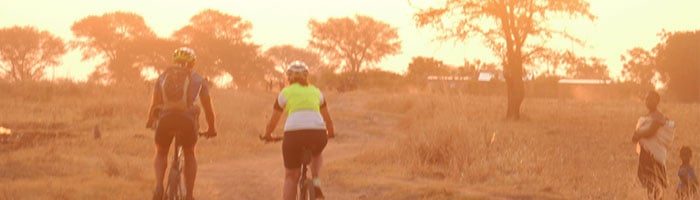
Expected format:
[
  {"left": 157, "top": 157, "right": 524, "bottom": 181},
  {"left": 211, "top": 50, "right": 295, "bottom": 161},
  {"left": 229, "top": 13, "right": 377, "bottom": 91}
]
[
  {"left": 298, "top": 148, "right": 315, "bottom": 200},
  {"left": 260, "top": 135, "right": 318, "bottom": 200},
  {"left": 164, "top": 140, "right": 186, "bottom": 200}
]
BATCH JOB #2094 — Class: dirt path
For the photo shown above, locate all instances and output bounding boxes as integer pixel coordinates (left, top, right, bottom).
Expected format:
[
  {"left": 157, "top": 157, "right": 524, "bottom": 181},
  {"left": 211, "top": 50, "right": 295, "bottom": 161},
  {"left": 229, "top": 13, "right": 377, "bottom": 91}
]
[
  {"left": 197, "top": 130, "right": 374, "bottom": 200},
  {"left": 195, "top": 97, "right": 534, "bottom": 200},
  {"left": 196, "top": 95, "right": 385, "bottom": 200}
]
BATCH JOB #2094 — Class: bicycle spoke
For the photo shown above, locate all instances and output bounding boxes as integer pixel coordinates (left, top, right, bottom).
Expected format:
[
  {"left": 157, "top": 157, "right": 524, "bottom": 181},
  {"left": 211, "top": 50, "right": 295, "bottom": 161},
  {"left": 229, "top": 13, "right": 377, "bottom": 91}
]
[
  {"left": 306, "top": 179, "right": 316, "bottom": 200},
  {"left": 164, "top": 142, "right": 186, "bottom": 200}
]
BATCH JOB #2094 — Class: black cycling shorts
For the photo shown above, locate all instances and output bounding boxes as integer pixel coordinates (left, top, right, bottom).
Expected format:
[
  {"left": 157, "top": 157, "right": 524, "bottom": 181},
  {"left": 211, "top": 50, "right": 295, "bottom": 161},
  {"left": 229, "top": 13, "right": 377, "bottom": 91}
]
[
  {"left": 282, "top": 130, "right": 328, "bottom": 169},
  {"left": 155, "top": 113, "right": 198, "bottom": 149}
]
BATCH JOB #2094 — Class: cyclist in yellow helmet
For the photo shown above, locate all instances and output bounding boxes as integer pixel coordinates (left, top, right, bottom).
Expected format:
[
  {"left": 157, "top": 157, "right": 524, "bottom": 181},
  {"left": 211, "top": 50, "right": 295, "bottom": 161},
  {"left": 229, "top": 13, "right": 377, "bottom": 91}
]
[
  {"left": 146, "top": 47, "right": 217, "bottom": 200},
  {"left": 263, "top": 60, "right": 335, "bottom": 200}
]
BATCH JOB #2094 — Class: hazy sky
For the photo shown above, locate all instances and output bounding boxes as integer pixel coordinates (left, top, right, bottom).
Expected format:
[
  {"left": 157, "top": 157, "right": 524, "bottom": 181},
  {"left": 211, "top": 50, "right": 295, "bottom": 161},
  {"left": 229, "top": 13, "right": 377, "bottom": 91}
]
[{"left": 1, "top": 0, "right": 700, "bottom": 81}]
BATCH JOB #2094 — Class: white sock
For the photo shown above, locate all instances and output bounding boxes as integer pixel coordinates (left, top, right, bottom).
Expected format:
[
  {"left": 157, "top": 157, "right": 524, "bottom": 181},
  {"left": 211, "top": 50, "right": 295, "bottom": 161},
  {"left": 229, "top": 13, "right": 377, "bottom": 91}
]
[{"left": 312, "top": 178, "right": 321, "bottom": 187}]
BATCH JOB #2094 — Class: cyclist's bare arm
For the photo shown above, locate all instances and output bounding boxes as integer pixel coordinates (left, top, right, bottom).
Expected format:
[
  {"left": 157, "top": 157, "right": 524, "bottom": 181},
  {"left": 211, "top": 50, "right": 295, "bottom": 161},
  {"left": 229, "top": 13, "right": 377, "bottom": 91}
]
[
  {"left": 146, "top": 90, "right": 163, "bottom": 128},
  {"left": 320, "top": 106, "right": 334, "bottom": 138},
  {"left": 264, "top": 109, "right": 283, "bottom": 139},
  {"left": 200, "top": 94, "right": 217, "bottom": 134}
]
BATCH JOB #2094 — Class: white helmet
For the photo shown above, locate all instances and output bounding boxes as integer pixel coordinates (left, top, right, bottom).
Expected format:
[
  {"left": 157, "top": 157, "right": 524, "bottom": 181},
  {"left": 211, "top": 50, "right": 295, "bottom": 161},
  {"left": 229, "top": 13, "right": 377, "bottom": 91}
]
[{"left": 286, "top": 61, "right": 309, "bottom": 79}]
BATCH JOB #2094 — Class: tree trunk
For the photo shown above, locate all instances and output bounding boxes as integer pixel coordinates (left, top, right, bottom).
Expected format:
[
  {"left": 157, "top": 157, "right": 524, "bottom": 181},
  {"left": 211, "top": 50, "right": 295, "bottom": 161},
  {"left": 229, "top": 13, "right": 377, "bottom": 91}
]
[
  {"left": 506, "top": 75, "right": 525, "bottom": 120},
  {"left": 696, "top": 67, "right": 700, "bottom": 102},
  {"left": 505, "top": 54, "right": 525, "bottom": 120}
]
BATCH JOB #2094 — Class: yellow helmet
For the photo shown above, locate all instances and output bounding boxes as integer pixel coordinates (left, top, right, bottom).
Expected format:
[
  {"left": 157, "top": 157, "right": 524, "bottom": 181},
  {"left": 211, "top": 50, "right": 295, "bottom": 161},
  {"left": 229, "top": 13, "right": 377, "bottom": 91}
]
[{"left": 173, "top": 47, "right": 196, "bottom": 64}]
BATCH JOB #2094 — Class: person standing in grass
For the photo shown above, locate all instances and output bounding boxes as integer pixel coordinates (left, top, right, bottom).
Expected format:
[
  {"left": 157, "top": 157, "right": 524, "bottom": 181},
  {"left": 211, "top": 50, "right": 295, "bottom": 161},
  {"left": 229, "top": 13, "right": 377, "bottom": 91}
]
[
  {"left": 632, "top": 90, "right": 674, "bottom": 200},
  {"left": 677, "top": 146, "right": 698, "bottom": 199}
]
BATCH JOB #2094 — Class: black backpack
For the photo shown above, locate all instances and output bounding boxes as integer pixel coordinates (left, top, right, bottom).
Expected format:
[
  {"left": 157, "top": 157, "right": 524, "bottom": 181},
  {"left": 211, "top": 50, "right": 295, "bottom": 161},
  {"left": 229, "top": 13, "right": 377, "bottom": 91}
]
[{"left": 159, "top": 67, "right": 193, "bottom": 112}]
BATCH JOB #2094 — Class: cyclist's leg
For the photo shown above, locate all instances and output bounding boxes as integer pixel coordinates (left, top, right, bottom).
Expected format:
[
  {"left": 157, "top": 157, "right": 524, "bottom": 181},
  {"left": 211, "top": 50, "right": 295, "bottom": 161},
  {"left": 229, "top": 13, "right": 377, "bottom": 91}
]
[
  {"left": 154, "top": 116, "right": 175, "bottom": 197},
  {"left": 308, "top": 130, "right": 328, "bottom": 199},
  {"left": 182, "top": 146, "right": 196, "bottom": 200},
  {"left": 311, "top": 155, "right": 323, "bottom": 178},
  {"left": 283, "top": 168, "right": 301, "bottom": 200},
  {"left": 282, "top": 131, "right": 303, "bottom": 200},
  {"left": 177, "top": 116, "right": 198, "bottom": 200},
  {"left": 309, "top": 130, "right": 328, "bottom": 179},
  {"left": 154, "top": 145, "right": 169, "bottom": 196}
]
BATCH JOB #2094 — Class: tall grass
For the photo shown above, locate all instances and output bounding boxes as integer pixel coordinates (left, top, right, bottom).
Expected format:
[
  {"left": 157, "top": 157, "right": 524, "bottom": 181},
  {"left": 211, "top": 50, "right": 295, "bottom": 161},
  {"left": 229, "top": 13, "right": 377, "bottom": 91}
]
[
  {"left": 362, "top": 93, "right": 700, "bottom": 199},
  {"left": 1, "top": 81, "right": 697, "bottom": 199},
  {"left": 0, "top": 82, "right": 276, "bottom": 199}
]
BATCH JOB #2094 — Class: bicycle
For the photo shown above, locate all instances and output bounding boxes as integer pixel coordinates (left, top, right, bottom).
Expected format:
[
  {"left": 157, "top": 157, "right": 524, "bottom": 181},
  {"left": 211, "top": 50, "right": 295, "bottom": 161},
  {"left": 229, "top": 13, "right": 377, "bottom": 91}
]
[
  {"left": 162, "top": 132, "right": 208, "bottom": 200},
  {"left": 260, "top": 135, "right": 316, "bottom": 200}
]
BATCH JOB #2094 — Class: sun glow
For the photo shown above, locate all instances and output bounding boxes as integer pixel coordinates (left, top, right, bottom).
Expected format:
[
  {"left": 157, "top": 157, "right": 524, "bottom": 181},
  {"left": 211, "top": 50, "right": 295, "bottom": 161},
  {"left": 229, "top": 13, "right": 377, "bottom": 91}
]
[
  {"left": 1, "top": 0, "right": 700, "bottom": 81},
  {"left": 0, "top": 127, "right": 11, "bottom": 135},
  {"left": 212, "top": 73, "right": 234, "bottom": 89},
  {"left": 140, "top": 67, "right": 159, "bottom": 81}
]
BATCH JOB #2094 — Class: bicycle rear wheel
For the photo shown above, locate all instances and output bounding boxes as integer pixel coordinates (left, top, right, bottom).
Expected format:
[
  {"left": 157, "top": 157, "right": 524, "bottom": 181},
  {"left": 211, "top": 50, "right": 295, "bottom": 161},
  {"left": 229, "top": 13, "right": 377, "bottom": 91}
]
[
  {"left": 305, "top": 179, "right": 316, "bottom": 200},
  {"left": 298, "top": 148, "right": 315, "bottom": 200},
  {"left": 164, "top": 146, "right": 186, "bottom": 200},
  {"left": 165, "top": 170, "right": 180, "bottom": 200},
  {"left": 297, "top": 175, "right": 316, "bottom": 199},
  {"left": 298, "top": 181, "right": 307, "bottom": 200}
]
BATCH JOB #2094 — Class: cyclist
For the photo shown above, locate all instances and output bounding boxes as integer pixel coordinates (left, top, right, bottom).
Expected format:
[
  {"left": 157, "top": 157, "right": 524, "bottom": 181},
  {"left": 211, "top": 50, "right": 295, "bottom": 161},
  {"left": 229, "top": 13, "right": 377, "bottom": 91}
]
[
  {"left": 146, "top": 47, "right": 217, "bottom": 200},
  {"left": 263, "top": 61, "right": 335, "bottom": 200}
]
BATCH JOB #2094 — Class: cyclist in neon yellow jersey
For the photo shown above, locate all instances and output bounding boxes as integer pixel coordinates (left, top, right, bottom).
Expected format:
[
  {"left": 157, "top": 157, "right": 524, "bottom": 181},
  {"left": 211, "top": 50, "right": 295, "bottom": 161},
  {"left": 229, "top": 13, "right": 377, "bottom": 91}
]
[{"left": 263, "top": 61, "right": 335, "bottom": 200}]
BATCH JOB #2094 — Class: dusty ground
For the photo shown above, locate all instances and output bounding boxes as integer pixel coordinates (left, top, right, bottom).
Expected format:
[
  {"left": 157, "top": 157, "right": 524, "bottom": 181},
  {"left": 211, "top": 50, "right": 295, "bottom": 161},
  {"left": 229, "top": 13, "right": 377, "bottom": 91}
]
[{"left": 195, "top": 94, "right": 521, "bottom": 200}]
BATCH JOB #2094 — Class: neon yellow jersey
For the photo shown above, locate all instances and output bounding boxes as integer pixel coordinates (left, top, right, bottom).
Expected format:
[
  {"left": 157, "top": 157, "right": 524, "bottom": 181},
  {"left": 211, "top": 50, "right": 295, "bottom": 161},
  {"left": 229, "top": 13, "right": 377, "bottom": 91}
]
[
  {"left": 280, "top": 83, "right": 322, "bottom": 114},
  {"left": 276, "top": 83, "right": 326, "bottom": 131}
]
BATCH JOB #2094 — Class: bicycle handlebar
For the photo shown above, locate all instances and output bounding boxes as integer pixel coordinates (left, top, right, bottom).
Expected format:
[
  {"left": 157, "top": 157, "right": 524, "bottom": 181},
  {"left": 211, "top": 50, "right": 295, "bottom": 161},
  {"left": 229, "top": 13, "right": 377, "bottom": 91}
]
[
  {"left": 199, "top": 131, "right": 217, "bottom": 138},
  {"left": 259, "top": 134, "right": 335, "bottom": 143},
  {"left": 259, "top": 135, "right": 283, "bottom": 143}
]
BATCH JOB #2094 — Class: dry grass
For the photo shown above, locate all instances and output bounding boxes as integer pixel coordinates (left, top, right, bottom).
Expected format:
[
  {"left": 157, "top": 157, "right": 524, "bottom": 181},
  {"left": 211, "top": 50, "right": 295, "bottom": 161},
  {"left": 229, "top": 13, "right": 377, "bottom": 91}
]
[
  {"left": 0, "top": 83, "right": 276, "bottom": 199},
  {"left": 349, "top": 92, "right": 700, "bottom": 199},
  {"left": 1, "top": 82, "right": 698, "bottom": 199}
]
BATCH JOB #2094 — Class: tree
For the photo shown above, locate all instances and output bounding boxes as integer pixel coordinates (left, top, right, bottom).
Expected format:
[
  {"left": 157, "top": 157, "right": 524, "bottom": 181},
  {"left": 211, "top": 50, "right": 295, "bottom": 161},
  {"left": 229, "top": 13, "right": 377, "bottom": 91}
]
[
  {"left": 309, "top": 15, "right": 401, "bottom": 74},
  {"left": 565, "top": 57, "right": 609, "bottom": 80},
  {"left": 173, "top": 9, "right": 270, "bottom": 88},
  {"left": 264, "top": 45, "right": 323, "bottom": 73},
  {"left": 131, "top": 37, "right": 181, "bottom": 73},
  {"left": 406, "top": 56, "right": 450, "bottom": 86},
  {"left": 655, "top": 30, "right": 700, "bottom": 102},
  {"left": 463, "top": 59, "right": 495, "bottom": 77},
  {"left": 71, "top": 12, "right": 157, "bottom": 83},
  {"left": 0, "top": 26, "right": 66, "bottom": 81},
  {"left": 264, "top": 45, "right": 325, "bottom": 90},
  {"left": 456, "top": 62, "right": 477, "bottom": 77},
  {"left": 621, "top": 47, "right": 657, "bottom": 88},
  {"left": 534, "top": 49, "right": 570, "bottom": 77},
  {"left": 361, "top": 69, "right": 405, "bottom": 90},
  {"left": 414, "top": 0, "right": 594, "bottom": 120}
]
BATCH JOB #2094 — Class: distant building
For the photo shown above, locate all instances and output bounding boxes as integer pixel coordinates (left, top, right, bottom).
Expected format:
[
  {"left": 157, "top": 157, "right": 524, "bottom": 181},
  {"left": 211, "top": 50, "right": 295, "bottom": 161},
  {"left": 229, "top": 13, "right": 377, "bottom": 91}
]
[
  {"left": 427, "top": 75, "right": 471, "bottom": 81},
  {"left": 477, "top": 72, "right": 496, "bottom": 81},
  {"left": 558, "top": 79, "right": 611, "bottom": 85},
  {"left": 476, "top": 70, "right": 532, "bottom": 82}
]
